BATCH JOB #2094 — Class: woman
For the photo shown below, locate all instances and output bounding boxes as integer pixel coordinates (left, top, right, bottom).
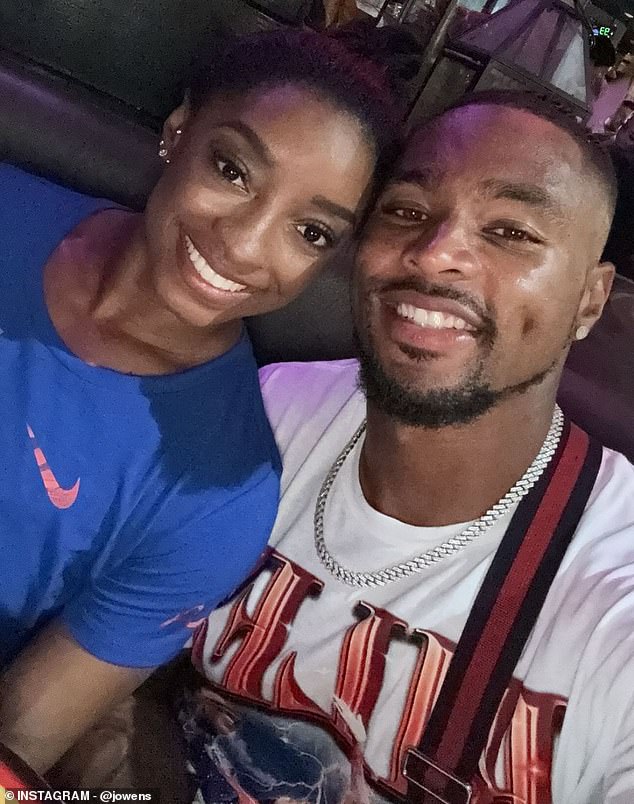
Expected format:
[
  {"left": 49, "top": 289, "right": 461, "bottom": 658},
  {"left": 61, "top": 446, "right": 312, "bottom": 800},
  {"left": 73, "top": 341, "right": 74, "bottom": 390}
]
[{"left": 0, "top": 24, "right": 406, "bottom": 780}]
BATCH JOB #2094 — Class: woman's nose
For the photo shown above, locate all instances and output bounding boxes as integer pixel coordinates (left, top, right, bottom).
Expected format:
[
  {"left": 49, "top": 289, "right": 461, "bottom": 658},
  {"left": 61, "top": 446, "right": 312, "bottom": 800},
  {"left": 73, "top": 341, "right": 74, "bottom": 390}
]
[{"left": 216, "top": 202, "right": 276, "bottom": 283}]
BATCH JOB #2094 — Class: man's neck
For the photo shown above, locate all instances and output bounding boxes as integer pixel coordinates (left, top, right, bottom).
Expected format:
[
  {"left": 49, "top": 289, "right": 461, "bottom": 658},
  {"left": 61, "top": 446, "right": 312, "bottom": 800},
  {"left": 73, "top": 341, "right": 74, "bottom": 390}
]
[{"left": 360, "top": 387, "right": 560, "bottom": 527}]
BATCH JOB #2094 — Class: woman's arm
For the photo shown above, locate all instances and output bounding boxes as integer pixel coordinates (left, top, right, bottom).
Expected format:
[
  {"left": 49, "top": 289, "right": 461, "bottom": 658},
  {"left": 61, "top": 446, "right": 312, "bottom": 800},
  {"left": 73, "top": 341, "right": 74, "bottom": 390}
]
[{"left": 0, "top": 621, "right": 152, "bottom": 774}]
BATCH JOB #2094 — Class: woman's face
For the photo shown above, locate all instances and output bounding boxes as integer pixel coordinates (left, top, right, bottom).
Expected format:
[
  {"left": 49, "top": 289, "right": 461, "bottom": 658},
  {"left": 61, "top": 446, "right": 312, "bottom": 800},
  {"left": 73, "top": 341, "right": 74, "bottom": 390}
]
[{"left": 143, "top": 85, "right": 376, "bottom": 328}]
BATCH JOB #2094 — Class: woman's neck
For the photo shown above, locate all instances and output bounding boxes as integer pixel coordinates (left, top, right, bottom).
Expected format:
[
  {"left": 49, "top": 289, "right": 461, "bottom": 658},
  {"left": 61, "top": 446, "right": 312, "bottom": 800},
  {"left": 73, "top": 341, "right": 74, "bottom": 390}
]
[{"left": 45, "top": 210, "right": 242, "bottom": 375}]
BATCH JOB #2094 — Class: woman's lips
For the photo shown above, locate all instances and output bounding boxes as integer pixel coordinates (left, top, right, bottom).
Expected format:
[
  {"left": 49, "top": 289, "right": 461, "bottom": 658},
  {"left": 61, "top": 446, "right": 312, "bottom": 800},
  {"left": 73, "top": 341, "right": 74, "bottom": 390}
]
[
  {"left": 178, "top": 233, "right": 254, "bottom": 306},
  {"left": 184, "top": 234, "right": 248, "bottom": 292}
]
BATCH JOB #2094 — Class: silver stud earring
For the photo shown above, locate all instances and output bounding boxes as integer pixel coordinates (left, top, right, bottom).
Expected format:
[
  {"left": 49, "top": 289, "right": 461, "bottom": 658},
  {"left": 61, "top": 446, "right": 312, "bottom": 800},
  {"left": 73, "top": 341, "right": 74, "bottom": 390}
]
[
  {"left": 175, "top": 128, "right": 182, "bottom": 136},
  {"left": 158, "top": 139, "right": 170, "bottom": 164},
  {"left": 575, "top": 325, "right": 590, "bottom": 340}
]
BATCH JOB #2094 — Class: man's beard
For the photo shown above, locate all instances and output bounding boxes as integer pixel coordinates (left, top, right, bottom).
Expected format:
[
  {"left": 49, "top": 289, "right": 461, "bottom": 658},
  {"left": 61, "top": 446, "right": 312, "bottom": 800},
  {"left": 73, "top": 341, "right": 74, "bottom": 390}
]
[{"left": 355, "top": 329, "right": 557, "bottom": 429}]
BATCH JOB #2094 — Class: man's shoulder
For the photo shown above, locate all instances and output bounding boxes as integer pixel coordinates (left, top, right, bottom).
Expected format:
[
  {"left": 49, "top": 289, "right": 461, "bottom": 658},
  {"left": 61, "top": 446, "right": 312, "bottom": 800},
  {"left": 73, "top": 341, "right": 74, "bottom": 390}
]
[
  {"left": 591, "top": 445, "right": 634, "bottom": 508},
  {"left": 575, "top": 446, "right": 634, "bottom": 549},
  {"left": 259, "top": 358, "right": 360, "bottom": 417},
  {"left": 560, "top": 446, "right": 634, "bottom": 621},
  {"left": 258, "top": 359, "right": 363, "bottom": 454}
]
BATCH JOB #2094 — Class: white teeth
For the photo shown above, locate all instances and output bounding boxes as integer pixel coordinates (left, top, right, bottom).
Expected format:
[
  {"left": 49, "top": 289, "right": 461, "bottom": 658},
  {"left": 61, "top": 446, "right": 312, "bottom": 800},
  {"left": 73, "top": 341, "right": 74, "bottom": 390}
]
[
  {"left": 184, "top": 235, "right": 247, "bottom": 293},
  {"left": 396, "top": 302, "right": 471, "bottom": 331},
  {"left": 428, "top": 311, "right": 444, "bottom": 328}
]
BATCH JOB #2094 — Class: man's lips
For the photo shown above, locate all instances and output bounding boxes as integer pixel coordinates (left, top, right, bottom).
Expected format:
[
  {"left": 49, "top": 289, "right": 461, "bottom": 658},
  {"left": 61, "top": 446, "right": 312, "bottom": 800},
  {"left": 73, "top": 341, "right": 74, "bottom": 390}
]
[{"left": 380, "top": 290, "right": 485, "bottom": 332}]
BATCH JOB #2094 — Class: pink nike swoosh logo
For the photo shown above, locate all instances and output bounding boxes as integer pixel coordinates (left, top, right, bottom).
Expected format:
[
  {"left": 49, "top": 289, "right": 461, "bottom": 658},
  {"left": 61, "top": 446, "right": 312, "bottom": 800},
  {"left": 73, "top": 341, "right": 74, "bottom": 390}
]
[
  {"left": 160, "top": 604, "right": 206, "bottom": 629},
  {"left": 27, "top": 425, "right": 80, "bottom": 509}
]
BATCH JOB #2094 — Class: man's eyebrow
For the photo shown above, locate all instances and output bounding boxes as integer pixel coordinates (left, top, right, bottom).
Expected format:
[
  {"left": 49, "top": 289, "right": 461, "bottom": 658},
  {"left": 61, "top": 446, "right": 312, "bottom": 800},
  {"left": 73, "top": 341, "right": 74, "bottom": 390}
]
[
  {"left": 481, "top": 179, "right": 564, "bottom": 216},
  {"left": 215, "top": 121, "right": 274, "bottom": 167},
  {"left": 386, "top": 167, "right": 444, "bottom": 190},
  {"left": 312, "top": 196, "right": 356, "bottom": 226}
]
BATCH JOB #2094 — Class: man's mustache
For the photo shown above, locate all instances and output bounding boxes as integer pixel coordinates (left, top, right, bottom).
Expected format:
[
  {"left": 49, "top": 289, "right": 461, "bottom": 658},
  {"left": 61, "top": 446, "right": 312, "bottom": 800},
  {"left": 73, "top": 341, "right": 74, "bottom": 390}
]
[{"left": 363, "top": 276, "right": 497, "bottom": 340}]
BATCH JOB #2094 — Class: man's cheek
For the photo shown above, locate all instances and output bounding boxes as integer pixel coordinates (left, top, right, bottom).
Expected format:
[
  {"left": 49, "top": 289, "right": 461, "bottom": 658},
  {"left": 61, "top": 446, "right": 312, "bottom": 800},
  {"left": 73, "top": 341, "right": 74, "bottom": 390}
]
[{"left": 521, "top": 310, "right": 540, "bottom": 338}]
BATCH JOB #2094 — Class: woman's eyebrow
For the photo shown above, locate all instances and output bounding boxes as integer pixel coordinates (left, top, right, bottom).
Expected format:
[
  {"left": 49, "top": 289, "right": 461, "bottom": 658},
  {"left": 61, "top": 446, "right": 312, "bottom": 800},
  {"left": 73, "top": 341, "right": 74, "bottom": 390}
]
[
  {"left": 214, "top": 121, "right": 274, "bottom": 167},
  {"left": 312, "top": 196, "right": 356, "bottom": 225}
]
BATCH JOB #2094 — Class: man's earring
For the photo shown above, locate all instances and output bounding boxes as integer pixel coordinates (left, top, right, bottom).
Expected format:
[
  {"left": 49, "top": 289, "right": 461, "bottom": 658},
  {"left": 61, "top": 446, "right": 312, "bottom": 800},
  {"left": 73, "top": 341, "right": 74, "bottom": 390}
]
[
  {"left": 575, "top": 325, "right": 590, "bottom": 340},
  {"left": 158, "top": 139, "right": 170, "bottom": 164}
]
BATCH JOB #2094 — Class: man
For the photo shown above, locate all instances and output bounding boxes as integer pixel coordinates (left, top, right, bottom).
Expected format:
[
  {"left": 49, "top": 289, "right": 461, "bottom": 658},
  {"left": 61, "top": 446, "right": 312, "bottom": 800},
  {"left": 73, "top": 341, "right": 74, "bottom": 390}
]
[{"left": 184, "top": 92, "right": 634, "bottom": 804}]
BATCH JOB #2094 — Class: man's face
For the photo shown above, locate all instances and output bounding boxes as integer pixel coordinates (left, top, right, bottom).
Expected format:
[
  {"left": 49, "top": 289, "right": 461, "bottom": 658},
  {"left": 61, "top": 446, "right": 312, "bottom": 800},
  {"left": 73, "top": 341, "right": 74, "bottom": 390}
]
[{"left": 353, "top": 105, "right": 612, "bottom": 427}]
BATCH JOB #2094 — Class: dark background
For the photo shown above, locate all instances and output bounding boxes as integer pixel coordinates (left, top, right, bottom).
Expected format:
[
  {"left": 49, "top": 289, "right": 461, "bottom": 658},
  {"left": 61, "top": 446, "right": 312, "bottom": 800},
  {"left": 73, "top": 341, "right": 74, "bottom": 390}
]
[
  {"left": 1, "top": 0, "right": 632, "bottom": 123},
  {"left": 0, "top": 1, "right": 311, "bottom": 122}
]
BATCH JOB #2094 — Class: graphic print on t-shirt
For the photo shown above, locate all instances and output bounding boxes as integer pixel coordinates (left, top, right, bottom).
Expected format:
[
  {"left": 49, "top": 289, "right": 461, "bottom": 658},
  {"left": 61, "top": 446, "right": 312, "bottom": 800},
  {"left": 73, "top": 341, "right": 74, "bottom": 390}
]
[
  {"left": 187, "top": 548, "right": 565, "bottom": 804},
  {"left": 186, "top": 360, "right": 634, "bottom": 804},
  {"left": 26, "top": 424, "right": 81, "bottom": 509}
]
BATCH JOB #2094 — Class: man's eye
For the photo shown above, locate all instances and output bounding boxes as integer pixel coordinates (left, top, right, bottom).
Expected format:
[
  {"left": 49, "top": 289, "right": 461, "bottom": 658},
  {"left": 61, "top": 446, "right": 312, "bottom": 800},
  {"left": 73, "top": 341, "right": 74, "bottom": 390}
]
[
  {"left": 489, "top": 227, "right": 536, "bottom": 243},
  {"left": 384, "top": 206, "right": 427, "bottom": 222},
  {"left": 215, "top": 157, "right": 247, "bottom": 190},
  {"left": 296, "top": 223, "right": 334, "bottom": 250}
]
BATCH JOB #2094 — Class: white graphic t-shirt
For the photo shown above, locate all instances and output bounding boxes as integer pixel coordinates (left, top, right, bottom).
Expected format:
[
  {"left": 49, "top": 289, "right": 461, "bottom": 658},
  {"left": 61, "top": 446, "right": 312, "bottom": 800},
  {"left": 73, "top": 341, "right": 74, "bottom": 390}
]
[{"left": 187, "top": 360, "right": 634, "bottom": 804}]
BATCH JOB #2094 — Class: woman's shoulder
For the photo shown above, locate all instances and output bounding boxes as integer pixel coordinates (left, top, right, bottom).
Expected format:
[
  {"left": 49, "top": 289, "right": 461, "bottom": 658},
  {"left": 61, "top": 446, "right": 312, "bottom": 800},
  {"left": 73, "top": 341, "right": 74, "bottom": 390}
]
[
  {"left": 0, "top": 162, "right": 114, "bottom": 250},
  {"left": 1, "top": 161, "right": 81, "bottom": 206}
]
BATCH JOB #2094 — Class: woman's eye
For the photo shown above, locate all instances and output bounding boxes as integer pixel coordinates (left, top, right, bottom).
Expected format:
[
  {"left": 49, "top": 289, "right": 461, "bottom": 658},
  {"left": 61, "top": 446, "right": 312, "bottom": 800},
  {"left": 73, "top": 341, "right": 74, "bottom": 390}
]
[
  {"left": 296, "top": 223, "right": 334, "bottom": 250},
  {"left": 215, "top": 157, "right": 247, "bottom": 190}
]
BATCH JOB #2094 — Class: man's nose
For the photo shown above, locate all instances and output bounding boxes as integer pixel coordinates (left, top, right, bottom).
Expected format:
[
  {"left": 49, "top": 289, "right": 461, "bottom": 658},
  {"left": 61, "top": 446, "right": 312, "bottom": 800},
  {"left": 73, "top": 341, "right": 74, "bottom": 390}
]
[{"left": 403, "top": 219, "right": 480, "bottom": 281}]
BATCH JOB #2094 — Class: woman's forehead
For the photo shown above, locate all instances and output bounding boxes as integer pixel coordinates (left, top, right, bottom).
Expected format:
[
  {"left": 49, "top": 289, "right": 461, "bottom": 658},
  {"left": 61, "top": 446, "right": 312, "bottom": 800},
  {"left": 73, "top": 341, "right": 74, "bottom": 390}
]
[{"left": 193, "top": 86, "right": 375, "bottom": 208}]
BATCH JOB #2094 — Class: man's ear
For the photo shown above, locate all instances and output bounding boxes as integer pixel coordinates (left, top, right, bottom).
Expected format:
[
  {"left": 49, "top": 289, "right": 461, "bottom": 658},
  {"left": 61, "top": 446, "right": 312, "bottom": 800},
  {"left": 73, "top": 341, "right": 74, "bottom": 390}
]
[
  {"left": 161, "top": 96, "right": 193, "bottom": 158},
  {"left": 575, "top": 261, "right": 615, "bottom": 337}
]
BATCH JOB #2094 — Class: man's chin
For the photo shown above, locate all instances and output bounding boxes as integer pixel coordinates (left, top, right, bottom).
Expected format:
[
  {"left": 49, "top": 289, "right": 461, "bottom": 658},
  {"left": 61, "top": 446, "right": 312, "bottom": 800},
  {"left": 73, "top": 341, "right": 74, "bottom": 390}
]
[
  {"left": 357, "top": 347, "right": 495, "bottom": 429},
  {"left": 357, "top": 340, "right": 558, "bottom": 429}
]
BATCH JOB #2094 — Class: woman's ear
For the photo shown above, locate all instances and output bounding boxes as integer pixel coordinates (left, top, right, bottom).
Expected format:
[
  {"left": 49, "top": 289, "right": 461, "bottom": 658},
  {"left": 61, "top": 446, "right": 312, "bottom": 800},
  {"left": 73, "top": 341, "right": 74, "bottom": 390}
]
[
  {"left": 161, "top": 96, "right": 193, "bottom": 157},
  {"left": 574, "top": 261, "right": 615, "bottom": 341}
]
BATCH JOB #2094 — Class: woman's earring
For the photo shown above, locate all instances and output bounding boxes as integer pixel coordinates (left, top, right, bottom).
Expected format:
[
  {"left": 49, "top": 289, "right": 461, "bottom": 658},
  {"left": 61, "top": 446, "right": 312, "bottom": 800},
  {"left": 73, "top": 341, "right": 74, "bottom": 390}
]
[
  {"left": 158, "top": 139, "right": 170, "bottom": 164},
  {"left": 575, "top": 325, "right": 590, "bottom": 340}
]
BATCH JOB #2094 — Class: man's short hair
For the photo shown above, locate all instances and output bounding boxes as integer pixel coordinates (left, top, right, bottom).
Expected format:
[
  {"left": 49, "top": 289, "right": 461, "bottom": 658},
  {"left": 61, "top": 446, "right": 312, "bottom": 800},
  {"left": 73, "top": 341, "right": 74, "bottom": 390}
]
[{"left": 420, "top": 90, "right": 618, "bottom": 221}]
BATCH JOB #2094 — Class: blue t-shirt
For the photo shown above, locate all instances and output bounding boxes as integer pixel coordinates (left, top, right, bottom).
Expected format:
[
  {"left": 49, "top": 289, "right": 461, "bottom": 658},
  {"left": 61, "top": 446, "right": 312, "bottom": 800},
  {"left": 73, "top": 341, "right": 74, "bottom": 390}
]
[{"left": 0, "top": 164, "right": 281, "bottom": 668}]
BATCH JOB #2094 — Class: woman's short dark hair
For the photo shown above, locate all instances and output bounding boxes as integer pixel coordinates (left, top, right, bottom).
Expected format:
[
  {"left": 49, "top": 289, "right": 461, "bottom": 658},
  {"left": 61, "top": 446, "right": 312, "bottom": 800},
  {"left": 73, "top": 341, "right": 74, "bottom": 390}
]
[{"left": 186, "top": 23, "right": 420, "bottom": 184}]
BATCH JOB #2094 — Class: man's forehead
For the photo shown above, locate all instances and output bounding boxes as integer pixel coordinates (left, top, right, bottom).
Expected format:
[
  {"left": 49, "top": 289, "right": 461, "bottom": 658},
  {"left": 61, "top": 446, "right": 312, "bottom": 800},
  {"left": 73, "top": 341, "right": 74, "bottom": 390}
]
[{"left": 398, "top": 105, "right": 583, "bottom": 189}]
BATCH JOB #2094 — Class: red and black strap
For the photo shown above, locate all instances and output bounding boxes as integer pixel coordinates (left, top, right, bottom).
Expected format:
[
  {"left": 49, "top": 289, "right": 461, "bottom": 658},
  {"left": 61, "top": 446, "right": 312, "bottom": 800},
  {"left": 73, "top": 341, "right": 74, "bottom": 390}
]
[{"left": 404, "top": 420, "right": 603, "bottom": 803}]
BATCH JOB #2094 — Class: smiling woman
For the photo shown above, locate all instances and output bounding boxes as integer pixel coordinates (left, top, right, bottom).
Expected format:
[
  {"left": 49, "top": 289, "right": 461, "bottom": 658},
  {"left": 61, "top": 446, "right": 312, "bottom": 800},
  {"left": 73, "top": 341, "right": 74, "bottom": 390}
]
[
  {"left": 138, "top": 83, "right": 377, "bottom": 345},
  {"left": 0, "top": 23, "right": 409, "bottom": 786}
]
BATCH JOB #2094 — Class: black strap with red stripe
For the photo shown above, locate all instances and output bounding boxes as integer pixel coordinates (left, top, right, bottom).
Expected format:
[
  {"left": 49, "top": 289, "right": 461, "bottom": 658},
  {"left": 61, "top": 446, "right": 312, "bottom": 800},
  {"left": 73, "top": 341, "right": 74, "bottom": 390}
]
[{"left": 404, "top": 420, "right": 603, "bottom": 803}]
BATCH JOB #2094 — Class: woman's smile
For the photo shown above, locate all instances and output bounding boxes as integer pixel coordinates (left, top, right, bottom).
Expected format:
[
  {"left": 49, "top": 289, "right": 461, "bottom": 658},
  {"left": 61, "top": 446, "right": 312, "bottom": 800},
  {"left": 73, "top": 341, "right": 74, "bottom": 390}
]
[{"left": 178, "top": 230, "right": 256, "bottom": 308}]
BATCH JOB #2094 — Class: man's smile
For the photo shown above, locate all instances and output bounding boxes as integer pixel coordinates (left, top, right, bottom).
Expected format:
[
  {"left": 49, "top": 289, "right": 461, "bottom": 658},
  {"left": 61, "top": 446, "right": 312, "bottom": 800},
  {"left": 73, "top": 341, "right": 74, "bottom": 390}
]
[{"left": 395, "top": 302, "right": 475, "bottom": 331}]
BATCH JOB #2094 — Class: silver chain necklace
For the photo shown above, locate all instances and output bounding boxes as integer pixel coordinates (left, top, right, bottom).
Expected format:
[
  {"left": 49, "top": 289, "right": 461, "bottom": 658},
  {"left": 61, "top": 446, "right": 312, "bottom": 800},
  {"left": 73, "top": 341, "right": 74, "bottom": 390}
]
[{"left": 313, "top": 406, "right": 564, "bottom": 588}]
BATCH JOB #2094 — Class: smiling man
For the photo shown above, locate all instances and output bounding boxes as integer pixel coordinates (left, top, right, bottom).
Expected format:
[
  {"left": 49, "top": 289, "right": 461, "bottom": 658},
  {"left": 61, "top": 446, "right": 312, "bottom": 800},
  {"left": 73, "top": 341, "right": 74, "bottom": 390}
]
[{"left": 187, "top": 92, "right": 634, "bottom": 804}]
